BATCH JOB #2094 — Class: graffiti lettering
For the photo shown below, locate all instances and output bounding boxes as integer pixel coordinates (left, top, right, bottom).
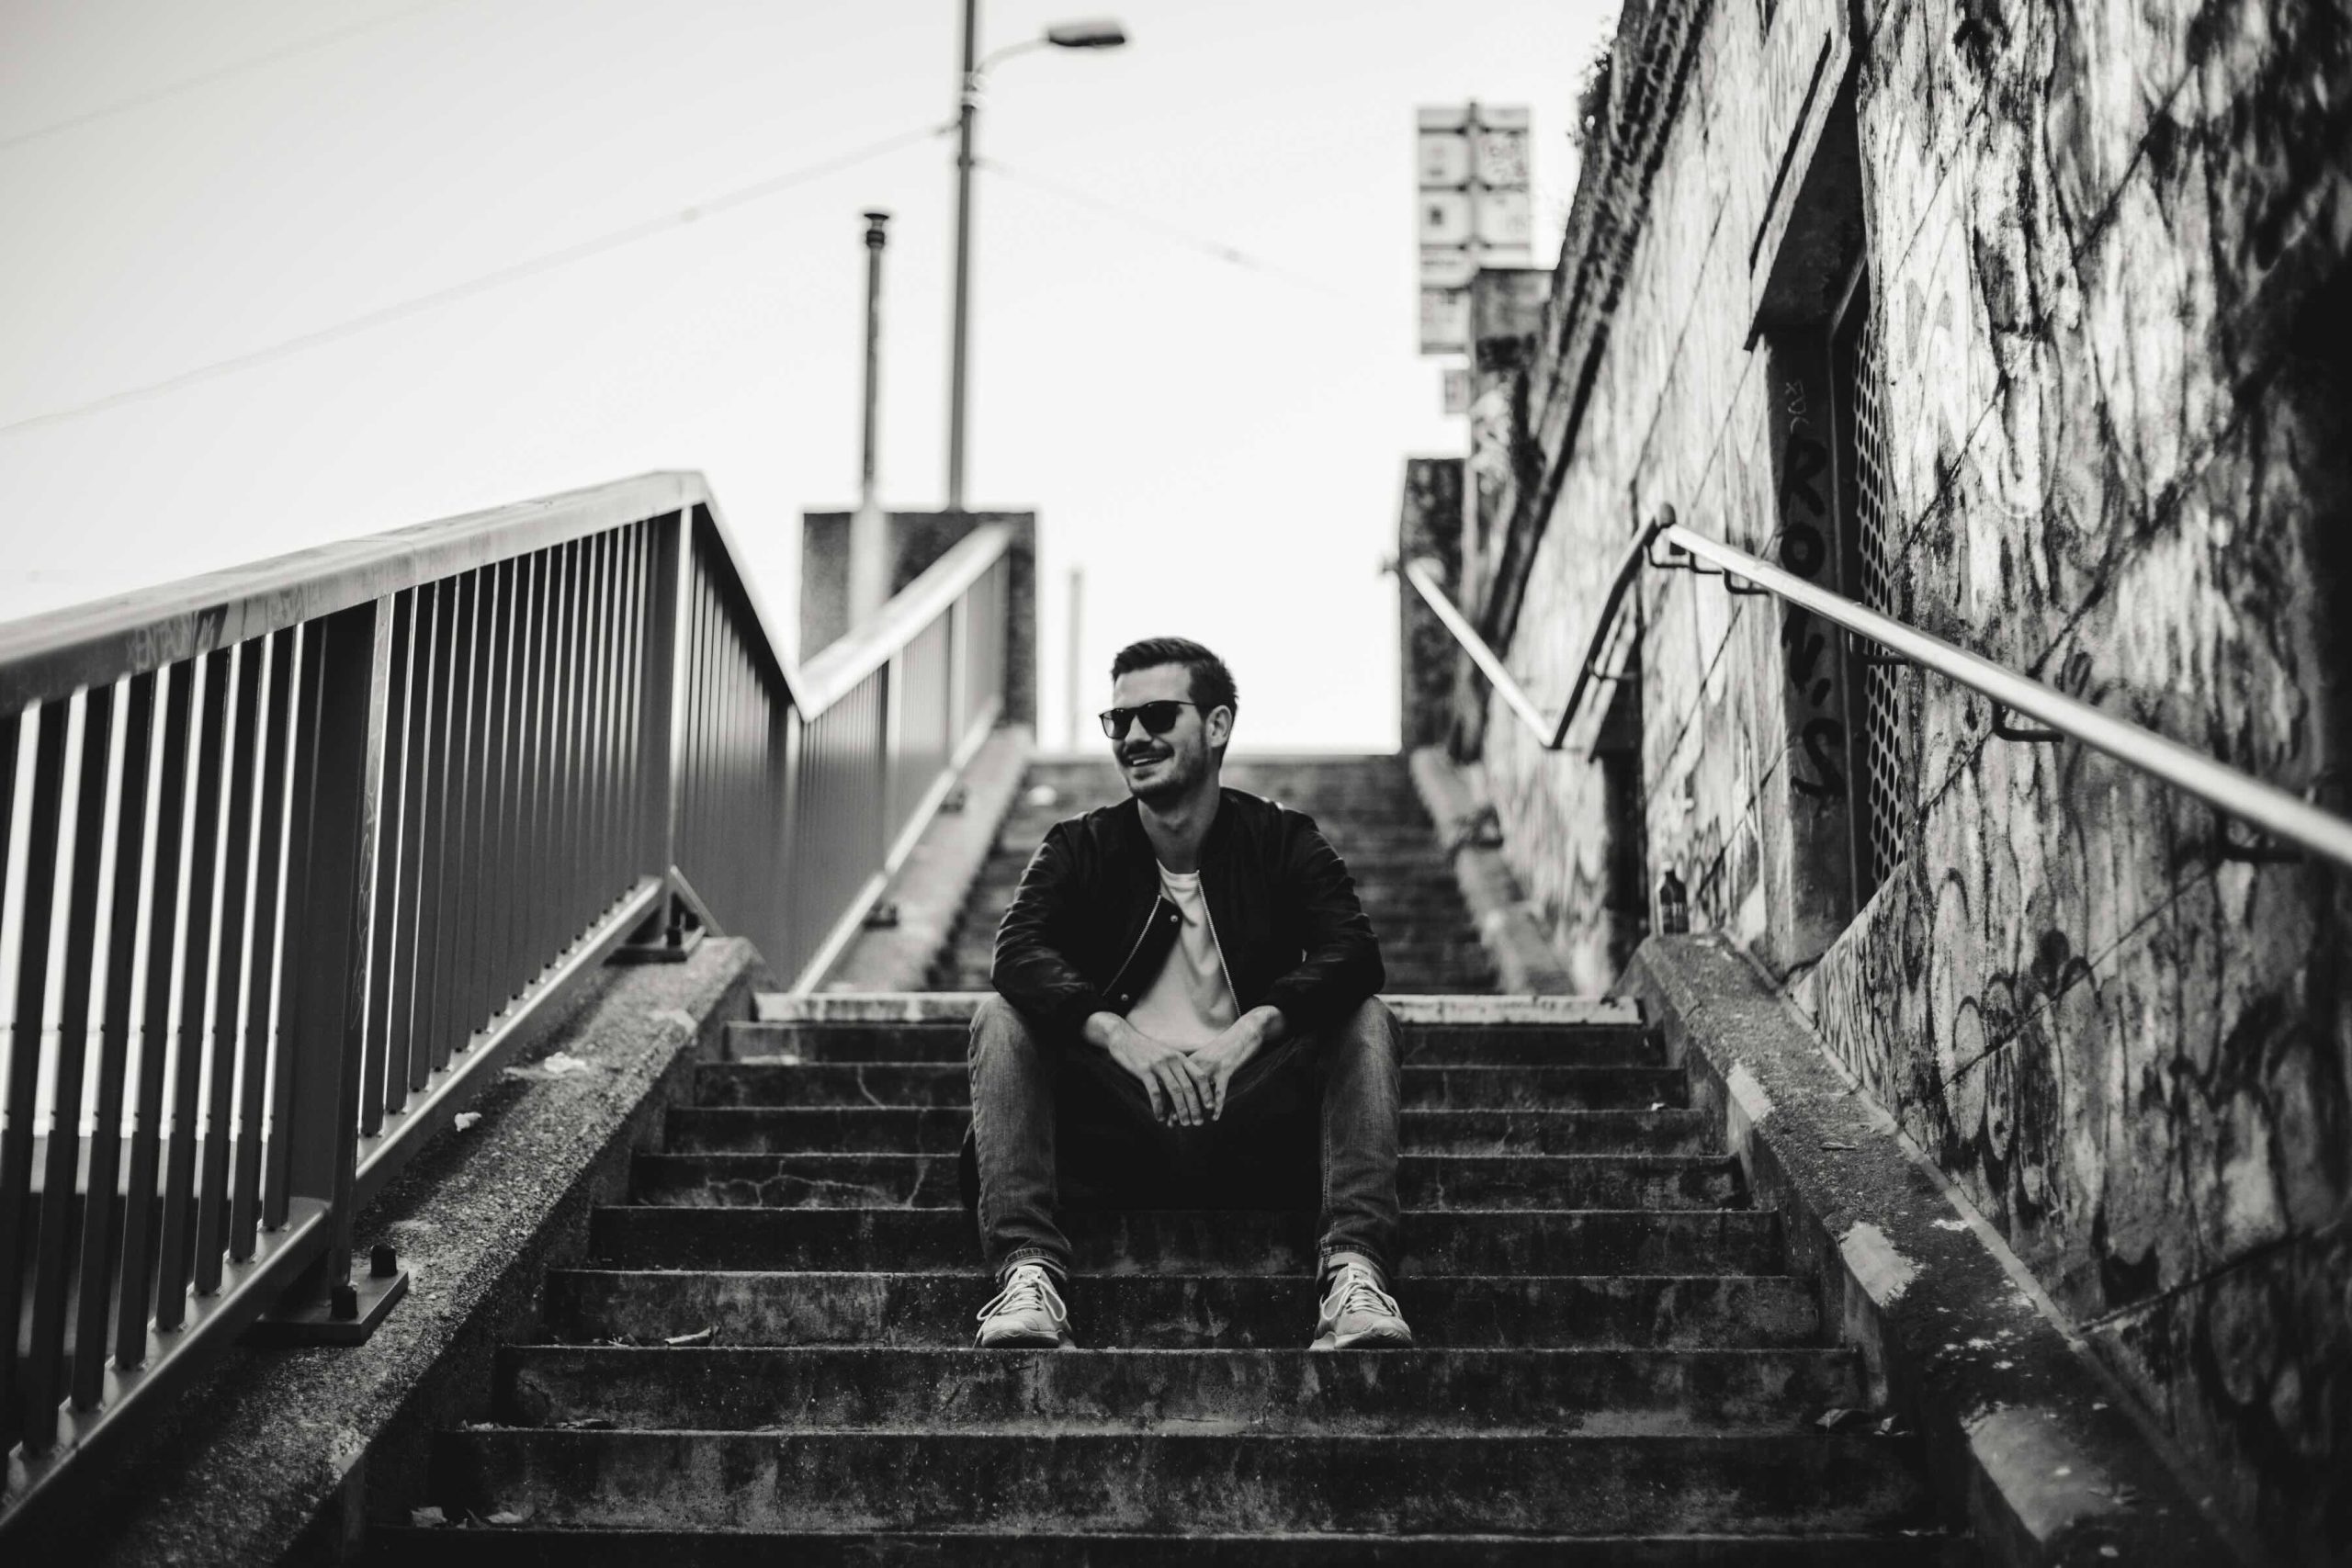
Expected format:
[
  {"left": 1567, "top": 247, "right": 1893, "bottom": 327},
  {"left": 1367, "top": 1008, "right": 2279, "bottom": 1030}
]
[
  {"left": 1791, "top": 716, "right": 1848, "bottom": 799},
  {"left": 1781, "top": 604, "right": 1835, "bottom": 708},
  {"left": 1779, "top": 518, "right": 1827, "bottom": 580},
  {"left": 1778, "top": 429, "right": 1830, "bottom": 518}
]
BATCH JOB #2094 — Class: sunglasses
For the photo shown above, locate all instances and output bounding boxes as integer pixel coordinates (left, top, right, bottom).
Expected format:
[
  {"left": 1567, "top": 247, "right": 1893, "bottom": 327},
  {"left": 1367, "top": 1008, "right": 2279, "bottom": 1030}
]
[{"left": 1099, "top": 700, "right": 1204, "bottom": 740}]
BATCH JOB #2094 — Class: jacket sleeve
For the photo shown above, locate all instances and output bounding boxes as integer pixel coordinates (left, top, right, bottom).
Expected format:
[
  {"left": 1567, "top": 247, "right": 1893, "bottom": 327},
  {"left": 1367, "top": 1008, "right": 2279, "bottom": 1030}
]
[
  {"left": 1261, "top": 810, "right": 1385, "bottom": 1031},
  {"left": 990, "top": 822, "right": 1106, "bottom": 1035}
]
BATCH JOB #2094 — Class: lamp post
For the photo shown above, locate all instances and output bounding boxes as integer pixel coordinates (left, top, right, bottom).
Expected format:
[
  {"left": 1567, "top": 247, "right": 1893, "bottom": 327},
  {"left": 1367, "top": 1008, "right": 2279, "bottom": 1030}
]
[
  {"left": 849, "top": 210, "right": 891, "bottom": 626},
  {"left": 946, "top": 6, "right": 1126, "bottom": 511}
]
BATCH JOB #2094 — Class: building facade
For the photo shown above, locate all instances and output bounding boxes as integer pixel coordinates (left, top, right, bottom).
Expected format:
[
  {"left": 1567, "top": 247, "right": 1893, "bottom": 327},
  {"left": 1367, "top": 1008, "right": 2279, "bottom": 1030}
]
[{"left": 1440, "top": 0, "right": 2351, "bottom": 1556}]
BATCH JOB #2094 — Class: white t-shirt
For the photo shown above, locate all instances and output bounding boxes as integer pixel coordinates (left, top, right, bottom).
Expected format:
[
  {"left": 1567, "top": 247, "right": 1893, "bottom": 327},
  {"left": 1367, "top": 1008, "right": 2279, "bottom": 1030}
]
[{"left": 1124, "top": 863, "right": 1239, "bottom": 1047}]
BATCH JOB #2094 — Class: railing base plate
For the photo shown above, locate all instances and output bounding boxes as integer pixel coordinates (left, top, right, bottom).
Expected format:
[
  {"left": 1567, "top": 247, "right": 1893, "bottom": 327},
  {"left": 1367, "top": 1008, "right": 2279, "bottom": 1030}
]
[
  {"left": 610, "top": 925, "right": 704, "bottom": 964},
  {"left": 243, "top": 1269, "right": 410, "bottom": 1348}
]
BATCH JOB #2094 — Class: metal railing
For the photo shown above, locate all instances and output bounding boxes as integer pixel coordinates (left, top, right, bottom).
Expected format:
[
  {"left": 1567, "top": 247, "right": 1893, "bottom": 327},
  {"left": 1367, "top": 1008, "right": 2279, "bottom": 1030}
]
[
  {"left": 0, "top": 472, "right": 1012, "bottom": 1523},
  {"left": 1406, "top": 506, "right": 2352, "bottom": 870}
]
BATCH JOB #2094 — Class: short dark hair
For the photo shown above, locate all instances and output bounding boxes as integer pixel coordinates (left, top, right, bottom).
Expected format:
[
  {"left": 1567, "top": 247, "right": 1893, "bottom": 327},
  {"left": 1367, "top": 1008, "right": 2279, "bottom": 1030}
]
[{"left": 1110, "top": 637, "right": 1238, "bottom": 718}]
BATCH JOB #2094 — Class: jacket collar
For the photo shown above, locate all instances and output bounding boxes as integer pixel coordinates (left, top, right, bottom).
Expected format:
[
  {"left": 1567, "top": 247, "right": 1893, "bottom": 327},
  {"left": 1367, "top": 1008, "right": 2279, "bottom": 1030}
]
[{"left": 1114, "top": 783, "right": 1233, "bottom": 868}]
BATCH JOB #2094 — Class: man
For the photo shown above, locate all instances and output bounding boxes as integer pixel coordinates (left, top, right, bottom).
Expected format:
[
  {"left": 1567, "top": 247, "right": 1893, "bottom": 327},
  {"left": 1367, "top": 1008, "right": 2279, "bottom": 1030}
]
[{"left": 965, "top": 636, "right": 1413, "bottom": 1351}]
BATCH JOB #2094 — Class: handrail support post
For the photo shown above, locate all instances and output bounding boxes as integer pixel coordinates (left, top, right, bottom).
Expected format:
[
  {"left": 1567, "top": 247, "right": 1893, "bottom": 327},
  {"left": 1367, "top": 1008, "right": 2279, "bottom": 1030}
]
[{"left": 251, "top": 595, "right": 409, "bottom": 1345}]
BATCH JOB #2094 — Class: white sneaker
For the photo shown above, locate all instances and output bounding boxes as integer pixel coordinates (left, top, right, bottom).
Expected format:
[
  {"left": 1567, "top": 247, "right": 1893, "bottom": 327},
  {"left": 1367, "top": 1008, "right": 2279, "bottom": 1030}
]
[
  {"left": 1312, "top": 1259, "right": 1414, "bottom": 1350},
  {"left": 974, "top": 1261, "right": 1075, "bottom": 1348}
]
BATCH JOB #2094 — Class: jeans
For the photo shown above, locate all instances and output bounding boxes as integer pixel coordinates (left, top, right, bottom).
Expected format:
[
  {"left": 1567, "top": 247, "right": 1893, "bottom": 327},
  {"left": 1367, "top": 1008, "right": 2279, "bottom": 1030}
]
[{"left": 966, "top": 993, "right": 1402, "bottom": 1281}]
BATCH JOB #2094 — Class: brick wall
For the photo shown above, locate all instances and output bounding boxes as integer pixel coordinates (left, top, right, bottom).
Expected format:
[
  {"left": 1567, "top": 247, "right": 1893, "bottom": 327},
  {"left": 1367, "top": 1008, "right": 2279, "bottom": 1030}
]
[{"left": 1478, "top": 0, "right": 2352, "bottom": 1554}]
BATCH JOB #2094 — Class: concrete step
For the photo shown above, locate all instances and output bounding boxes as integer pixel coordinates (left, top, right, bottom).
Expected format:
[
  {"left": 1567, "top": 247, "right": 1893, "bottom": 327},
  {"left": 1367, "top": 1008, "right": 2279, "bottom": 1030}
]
[
  {"left": 541, "top": 1270, "right": 1827, "bottom": 1349},
  {"left": 495, "top": 1344, "right": 1864, "bottom": 1434},
  {"left": 723, "top": 1021, "right": 1660, "bottom": 1066},
  {"left": 965, "top": 854, "right": 1468, "bottom": 884},
  {"left": 586, "top": 1207, "right": 1785, "bottom": 1274},
  {"left": 691, "top": 1063, "right": 1690, "bottom": 1111},
  {"left": 939, "top": 930, "right": 1496, "bottom": 964},
  {"left": 423, "top": 1428, "right": 1938, "bottom": 1535},
  {"left": 662, "top": 1106, "right": 1721, "bottom": 1156},
  {"left": 964, "top": 866, "right": 1475, "bottom": 901},
  {"left": 927, "top": 969, "right": 1507, "bottom": 998},
  {"left": 368, "top": 1527, "right": 1976, "bottom": 1566},
  {"left": 627, "top": 1153, "right": 1743, "bottom": 1212},
  {"left": 938, "top": 942, "right": 1497, "bottom": 980}
]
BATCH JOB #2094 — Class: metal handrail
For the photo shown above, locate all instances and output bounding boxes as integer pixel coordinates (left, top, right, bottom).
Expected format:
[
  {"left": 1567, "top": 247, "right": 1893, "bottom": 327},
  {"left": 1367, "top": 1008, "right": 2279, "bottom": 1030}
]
[
  {"left": 1402, "top": 510, "right": 1665, "bottom": 753},
  {"left": 799, "top": 523, "right": 1011, "bottom": 713},
  {"left": 0, "top": 473, "right": 1017, "bottom": 1532},
  {"left": 0, "top": 472, "right": 706, "bottom": 713},
  {"left": 1401, "top": 557, "right": 1551, "bottom": 739},
  {"left": 1408, "top": 509, "right": 2352, "bottom": 870}
]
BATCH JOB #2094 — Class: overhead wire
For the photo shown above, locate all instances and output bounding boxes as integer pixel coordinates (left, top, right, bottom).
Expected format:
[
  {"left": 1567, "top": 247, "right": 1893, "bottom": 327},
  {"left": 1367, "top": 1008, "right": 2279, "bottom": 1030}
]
[
  {"left": 0, "top": 119, "right": 956, "bottom": 440},
  {"left": 975, "top": 156, "right": 1361, "bottom": 306},
  {"left": 0, "top": 2, "right": 458, "bottom": 153}
]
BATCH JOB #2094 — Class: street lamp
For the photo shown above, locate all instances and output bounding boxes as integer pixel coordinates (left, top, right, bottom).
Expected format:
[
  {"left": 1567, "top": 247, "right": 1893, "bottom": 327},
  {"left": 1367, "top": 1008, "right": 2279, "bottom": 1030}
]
[{"left": 946, "top": 5, "right": 1127, "bottom": 511}]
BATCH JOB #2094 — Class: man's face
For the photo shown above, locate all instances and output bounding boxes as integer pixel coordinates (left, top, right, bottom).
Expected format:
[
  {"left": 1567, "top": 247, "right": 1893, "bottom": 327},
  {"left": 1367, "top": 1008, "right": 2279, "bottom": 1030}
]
[{"left": 1108, "top": 663, "right": 1230, "bottom": 803}]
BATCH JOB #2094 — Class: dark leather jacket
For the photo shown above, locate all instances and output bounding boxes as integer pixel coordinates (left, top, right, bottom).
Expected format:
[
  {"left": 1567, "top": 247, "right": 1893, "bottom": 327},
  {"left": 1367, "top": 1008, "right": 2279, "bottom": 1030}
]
[{"left": 991, "top": 788, "right": 1385, "bottom": 1037}]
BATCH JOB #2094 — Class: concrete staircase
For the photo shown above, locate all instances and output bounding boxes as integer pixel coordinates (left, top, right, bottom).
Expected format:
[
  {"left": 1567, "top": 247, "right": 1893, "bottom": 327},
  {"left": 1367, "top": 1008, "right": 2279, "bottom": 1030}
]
[
  {"left": 368, "top": 754, "right": 1971, "bottom": 1562},
  {"left": 929, "top": 756, "right": 1499, "bottom": 993}
]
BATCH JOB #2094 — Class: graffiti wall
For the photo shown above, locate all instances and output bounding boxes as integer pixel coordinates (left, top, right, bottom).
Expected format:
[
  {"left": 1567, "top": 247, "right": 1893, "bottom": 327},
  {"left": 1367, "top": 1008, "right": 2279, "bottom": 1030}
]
[{"left": 1479, "top": 0, "right": 2352, "bottom": 1555}]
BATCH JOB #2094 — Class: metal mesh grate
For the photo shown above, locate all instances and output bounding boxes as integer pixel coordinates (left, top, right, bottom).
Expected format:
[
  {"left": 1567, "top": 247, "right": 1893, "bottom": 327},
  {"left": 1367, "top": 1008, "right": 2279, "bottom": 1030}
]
[{"left": 1844, "top": 288, "right": 1906, "bottom": 892}]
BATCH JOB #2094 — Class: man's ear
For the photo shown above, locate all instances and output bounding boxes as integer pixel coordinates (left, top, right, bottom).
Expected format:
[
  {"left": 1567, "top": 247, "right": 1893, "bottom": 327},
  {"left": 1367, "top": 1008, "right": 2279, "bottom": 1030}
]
[{"left": 1205, "top": 705, "right": 1234, "bottom": 750}]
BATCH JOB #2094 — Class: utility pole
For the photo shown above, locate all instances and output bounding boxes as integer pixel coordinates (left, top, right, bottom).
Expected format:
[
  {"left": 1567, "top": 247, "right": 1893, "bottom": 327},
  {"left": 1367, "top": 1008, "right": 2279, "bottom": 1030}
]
[
  {"left": 1066, "top": 565, "right": 1084, "bottom": 750},
  {"left": 859, "top": 210, "right": 889, "bottom": 511},
  {"left": 849, "top": 210, "right": 892, "bottom": 626},
  {"left": 946, "top": 0, "right": 979, "bottom": 513}
]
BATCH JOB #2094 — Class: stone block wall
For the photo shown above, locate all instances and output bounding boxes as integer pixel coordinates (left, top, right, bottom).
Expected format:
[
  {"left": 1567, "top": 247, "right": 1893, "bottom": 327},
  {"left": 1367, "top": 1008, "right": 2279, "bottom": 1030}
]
[{"left": 1476, "top": 0, "right": 2352, "bottom": 1555}]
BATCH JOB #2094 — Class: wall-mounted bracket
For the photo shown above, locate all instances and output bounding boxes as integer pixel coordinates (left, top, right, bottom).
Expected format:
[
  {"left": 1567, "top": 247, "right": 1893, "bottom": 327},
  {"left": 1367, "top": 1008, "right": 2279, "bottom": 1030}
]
[
  {"left": 1991, "top": 704, "right": 2064, "bottom": 743},
  {"left": 2213, "top": 818, "right": 2303, "bottom": 865},
  {"left": 1842, "top": 627, "right": 1911, "bottom": 667},
  {"left": 1645, "top": 533, "right": 1724, "bottom": 578}
]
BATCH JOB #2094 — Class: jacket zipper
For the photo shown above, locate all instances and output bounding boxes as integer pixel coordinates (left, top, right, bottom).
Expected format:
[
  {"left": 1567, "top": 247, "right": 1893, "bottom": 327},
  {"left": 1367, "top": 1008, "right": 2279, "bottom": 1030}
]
[
  {"left": 1103, "top": 895, "right": 1173, "bottom": 1006},
  {"left": 1194, "top": 869, "right": 1241, "bottom": 1011}
]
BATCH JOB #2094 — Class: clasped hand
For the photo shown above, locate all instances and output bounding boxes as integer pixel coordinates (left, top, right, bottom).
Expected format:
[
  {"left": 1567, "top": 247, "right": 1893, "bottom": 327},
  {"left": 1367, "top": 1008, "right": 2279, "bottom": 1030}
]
[{"left": 1103, "top": 1018, "right": 1265, "bottom": 1125}]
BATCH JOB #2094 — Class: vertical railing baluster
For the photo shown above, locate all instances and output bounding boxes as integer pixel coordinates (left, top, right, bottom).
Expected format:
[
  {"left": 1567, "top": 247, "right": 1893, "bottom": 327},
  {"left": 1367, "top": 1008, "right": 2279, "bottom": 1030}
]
[
  {"left": 575, "top": 533, "right": 609, "bottom": 915},
  {"left": 607, "top": 527, "right": 633, "bottom": 878},
  {"left": 75, "top": 671, "right": 154, "bottom": 1407},
  {"left": 280, "top": 599, "right": 390, "bottom": 1303},
  {"left": 265, "top": 628, "right": 323, "bottom": 1232},
  {"left": 154, "top": 649, "right": 226, "bottom": 1332},
  {"left": 611, "top": 527, "right": 637, "bottom": 895},
  {"left": 512, "top": 551, "right": 547, "bottom": 981},
  {"left": 231, "top": 629, "right": 295, "bottom": 1258},
  {"left": 628, "top": 522, "right": 658, "bottom": 874},
  {"left": 0, "top": 701, "right": 67, "bottom": 1447},
  {"left": 684, "top": 566, "right": 711, "bottom": 884},
  {"left": 120, "top": 662, "right": 193, "bottom": 1358},
  {"left": 406, "top": 580, "right": 453, "bottom": 1092},
  {"left": 948, "top": 596, "right": 970, "bottom": 750},
  {"left": 644, "top": 515, "right": 682, "bottom": 880},
  {"left": 778, "top": 706, "right": 802, "bottom": 972},
  {"left": 513, "top": 550, "right": 548, "bottom": 993},
  {"left": 22, "top": 685, "right": 113, "bottom": 1450},
  {"left": 547, "top": 541, "right": 582, "bottom": 957},
  {"left": 387, "top": 587, "right": 439, "bottom": 1106},
  {"left": 434, "top": 572, "right": 482, "bottom": 1074},
  {"left": 193, "top": 643, "right": 264, "bottom": 1295},
  {"left": 571, "top": 536, "right": 596, "bottom": 931},
  {"left": 471, "top": 560, "right": 514, "bottom": 1038},
  {"left": 358, "top": 594, "right": 414, "bottom": 1136}
]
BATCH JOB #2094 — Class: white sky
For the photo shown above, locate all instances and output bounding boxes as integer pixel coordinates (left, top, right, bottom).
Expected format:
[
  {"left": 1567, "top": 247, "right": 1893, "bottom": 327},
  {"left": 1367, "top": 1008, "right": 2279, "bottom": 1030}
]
[{"left": 0, "top": 0, "right": 1610, "bottom": 750}]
